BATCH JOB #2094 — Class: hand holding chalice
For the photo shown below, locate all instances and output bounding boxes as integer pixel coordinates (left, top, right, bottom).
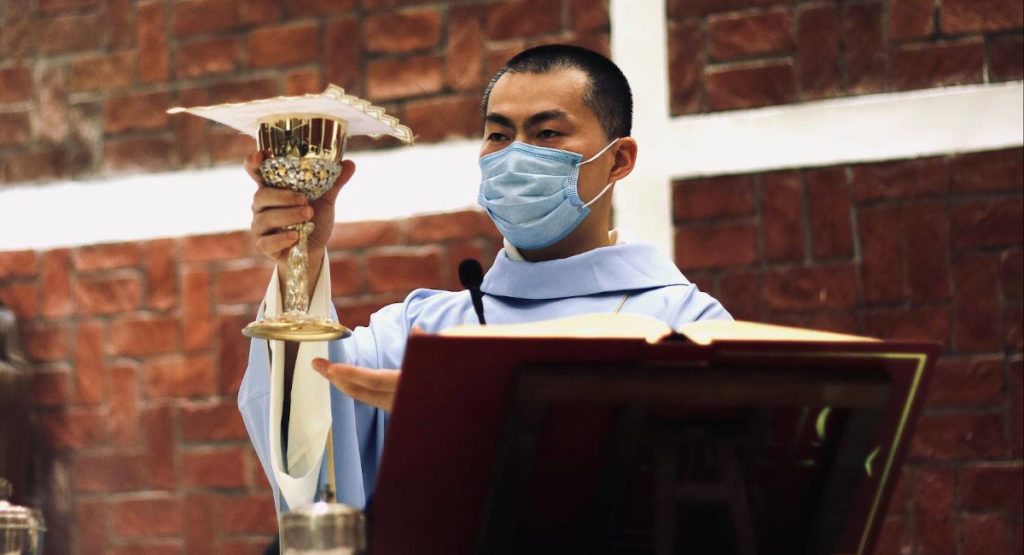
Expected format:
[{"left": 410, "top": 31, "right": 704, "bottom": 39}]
[{"left": 169, "top": 86, "right": 413, "bottom": 341}]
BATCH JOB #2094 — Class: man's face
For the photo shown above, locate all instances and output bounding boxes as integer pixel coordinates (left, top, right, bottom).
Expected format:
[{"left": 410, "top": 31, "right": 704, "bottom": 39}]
[{"left": 480, "top": 68, "right": 616, "bottom": 205}]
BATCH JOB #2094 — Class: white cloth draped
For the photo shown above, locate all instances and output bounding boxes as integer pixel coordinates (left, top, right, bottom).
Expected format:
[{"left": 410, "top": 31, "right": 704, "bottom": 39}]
[{"left": 264, "top": 253, "right": 333, "bottom": 511}]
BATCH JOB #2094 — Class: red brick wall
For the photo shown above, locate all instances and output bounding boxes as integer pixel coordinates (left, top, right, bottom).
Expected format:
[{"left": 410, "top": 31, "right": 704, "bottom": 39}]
[
  {"left": 666, "top": 3, "right": 1023, "bottom": 550},
  {"left": 0, "top": 1, "right": 599, "bottom": 551},
  {"left": 1, "top": 0, "right": 1021, "bottom": 553},
  {"left": 674, "top": 147, "right": 1024, "bottom": 553},
  {"left": 0, "top": 0, "right": 610, "bottom": 186},
  {"left": 0, "top": 211, "right": 501, "bottom": 553},
  {"left": 667, "top": 0, "right": 1024, "bottom": 114}
]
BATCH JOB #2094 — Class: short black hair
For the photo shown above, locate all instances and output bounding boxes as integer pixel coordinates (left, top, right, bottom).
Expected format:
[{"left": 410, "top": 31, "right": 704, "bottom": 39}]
[{"left": 481, "top": 44, "right": 633, "bottom": 139}]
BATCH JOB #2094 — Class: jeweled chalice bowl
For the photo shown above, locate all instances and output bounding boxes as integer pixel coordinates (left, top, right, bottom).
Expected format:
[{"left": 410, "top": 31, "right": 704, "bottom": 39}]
[{"left": 244, "top": 116, "right": 352, "bottom": 341}]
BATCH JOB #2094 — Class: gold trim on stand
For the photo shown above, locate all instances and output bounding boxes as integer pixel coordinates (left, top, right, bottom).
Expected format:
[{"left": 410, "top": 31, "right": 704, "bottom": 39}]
[
  {"left": 864, "top": 446, "right": 881, "bottom": 478},
  {"left": 815, "top": 407, "right": 831, "bottom": 440},
  {"left": 720, "top": 349, "right": 929, "bottom": 555}
]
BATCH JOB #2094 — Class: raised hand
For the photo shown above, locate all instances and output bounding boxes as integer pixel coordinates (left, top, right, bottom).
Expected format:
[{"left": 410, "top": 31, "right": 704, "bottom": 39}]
[{"left": 246, "top": 151, "right": 356, "bottom": 298}]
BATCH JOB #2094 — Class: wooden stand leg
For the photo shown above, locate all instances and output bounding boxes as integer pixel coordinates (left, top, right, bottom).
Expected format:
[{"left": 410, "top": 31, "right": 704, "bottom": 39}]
[
  {"left": 720, "top": 444, "right": 757, "bottom": 555},
  {"left": 655, "top": 439, "right": 677, "bottom": 555}
]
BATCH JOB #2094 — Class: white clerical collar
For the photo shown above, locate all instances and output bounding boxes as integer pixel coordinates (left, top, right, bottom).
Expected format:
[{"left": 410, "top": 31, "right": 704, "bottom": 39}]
[
  {"left": 503, "top": 229, "right": 621, "bottom": 261},
  {"left": 483, "top": 235, "right": 689, "bottom": 300}
]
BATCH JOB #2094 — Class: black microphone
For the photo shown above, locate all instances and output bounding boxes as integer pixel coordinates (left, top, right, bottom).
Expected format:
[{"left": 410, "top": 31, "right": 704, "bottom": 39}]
[{"left": 458, "top": 258, "right": 486, "bottom": 325}]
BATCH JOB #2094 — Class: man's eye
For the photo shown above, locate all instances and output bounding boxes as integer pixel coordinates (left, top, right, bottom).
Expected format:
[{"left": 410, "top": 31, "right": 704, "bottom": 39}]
[
  {"left": 487, "top": 132, "right": 510, "bottom": 141},
  {"left": 538, "top": 129, "right": 561, "bottom": 139}
]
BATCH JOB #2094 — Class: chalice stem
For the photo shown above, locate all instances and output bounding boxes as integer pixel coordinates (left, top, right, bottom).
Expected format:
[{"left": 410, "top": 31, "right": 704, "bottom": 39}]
[{"left": 284, "top": 221, "right": 315, "bottom": 314}]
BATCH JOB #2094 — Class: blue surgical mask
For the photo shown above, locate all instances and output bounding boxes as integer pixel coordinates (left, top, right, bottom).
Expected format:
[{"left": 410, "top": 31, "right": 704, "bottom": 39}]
[{"left": 478, "top": 139, "right": 619, "bottom": 250}]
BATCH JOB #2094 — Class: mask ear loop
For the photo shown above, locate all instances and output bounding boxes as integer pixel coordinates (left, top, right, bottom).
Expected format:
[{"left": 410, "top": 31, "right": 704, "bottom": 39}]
[
  {"left": 578, "top": 137, "right": 621, "bottom": 209},
  {"left": 583, "top": 180, "right": 615, "bottom": 208},
  {"left": 578, "top": 137, "right": 620, "bottom": 166}
]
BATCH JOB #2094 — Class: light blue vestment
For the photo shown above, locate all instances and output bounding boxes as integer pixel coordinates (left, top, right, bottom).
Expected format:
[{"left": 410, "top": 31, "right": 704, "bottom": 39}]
[{"left": 238, "top": 243, "right": 731, "bottom": 512}]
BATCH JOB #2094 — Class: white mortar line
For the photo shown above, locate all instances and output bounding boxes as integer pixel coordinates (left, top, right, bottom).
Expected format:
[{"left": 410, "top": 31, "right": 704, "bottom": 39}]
[
  {"left": 665, "top": 81, "right": 1024, "bottom": 179},
  {"left": 0, "top": 54, "right": 1021, "bottom": 252},
  {"left": 609, "top": 0, "right": 675, "bottom": 258},
  {"left": 0, "top": 139, "right": 482, "bottom": 251}
]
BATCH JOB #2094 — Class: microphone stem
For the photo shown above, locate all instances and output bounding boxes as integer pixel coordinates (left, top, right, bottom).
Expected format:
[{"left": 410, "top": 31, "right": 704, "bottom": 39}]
[{"left": 471, "top": 288, "right": 486, "bottom": 325}]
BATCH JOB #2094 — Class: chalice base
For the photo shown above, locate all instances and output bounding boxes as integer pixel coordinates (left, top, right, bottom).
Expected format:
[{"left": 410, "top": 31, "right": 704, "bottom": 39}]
[{"left": 243, "top": 312, "right": 351, "bottom": 342}]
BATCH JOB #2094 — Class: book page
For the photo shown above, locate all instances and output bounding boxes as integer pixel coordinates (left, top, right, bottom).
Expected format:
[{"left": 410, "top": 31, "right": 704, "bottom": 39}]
[
  {"left": 439, "top": 313, "right": 673, "bottom": 343},
  {"left": 676, "top": 319, "right": 879, "bottom": 346},
  {"left": 440, "top": 313, "right": 879, "bottom": 346}
]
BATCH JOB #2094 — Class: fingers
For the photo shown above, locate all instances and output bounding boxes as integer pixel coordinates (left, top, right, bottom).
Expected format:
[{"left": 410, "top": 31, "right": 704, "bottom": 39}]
[
  {"left": 314, "top": 360, "right": 399, "bottom": 391},
  {"left": 251, "top": 205, "right": 313, "bottom": 236},
  {"left": 247, "top": 153, "right": 354, "bottom": 264},
  {"left": 245, "top": 151, "right": 267, "bottom": 186},
  {"left": 252, "top": 186, "right": 307, "bottom": 212},
  {"left": 334, "top": 383, "right": 394, "bottom": 412},
  {"left": 254, "top": 231, "right": 298, "bottom": 260},
  {"left": 250, "top": 183, "right": 310, "bottom": 251},
  {"left": 250, "top": 192, "right": 312, "bottom": 263},
  {"left": 319, "top": 160, "right": 356, "bottom": 204},
  {"left": 312, "top": 359, "right": 399, "bottom": 412}
]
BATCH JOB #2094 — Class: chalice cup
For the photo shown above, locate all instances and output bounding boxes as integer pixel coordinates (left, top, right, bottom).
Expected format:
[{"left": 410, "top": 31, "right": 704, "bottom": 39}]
[{"left": 242, "top": 116, "right": 352, "bottom": 342}]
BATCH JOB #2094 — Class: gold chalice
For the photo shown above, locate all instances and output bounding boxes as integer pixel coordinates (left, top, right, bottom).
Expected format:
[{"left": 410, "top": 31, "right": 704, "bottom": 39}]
[
  {"left": 168, "top": 85, "right": 414, "bottom": 342},
  {"left": 246, "top": 116, "right": 351, "bottom": 341}
]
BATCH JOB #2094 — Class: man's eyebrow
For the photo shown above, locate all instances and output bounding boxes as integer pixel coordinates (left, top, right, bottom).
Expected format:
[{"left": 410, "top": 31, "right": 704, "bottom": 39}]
[
  {"left": 484, "top": 113, "right": 515, "bottom": 128},
  {"left": 524, "top": 109, "right": 569, "bottom": 129},
  {"left": 484, "top": 110, "right": 570, "bottom": 130}
]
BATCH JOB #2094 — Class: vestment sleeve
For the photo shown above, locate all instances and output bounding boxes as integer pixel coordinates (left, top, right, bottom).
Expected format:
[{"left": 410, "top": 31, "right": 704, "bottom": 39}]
[{"left": 666, "top": 283, "right": 733, "bottom": 327}]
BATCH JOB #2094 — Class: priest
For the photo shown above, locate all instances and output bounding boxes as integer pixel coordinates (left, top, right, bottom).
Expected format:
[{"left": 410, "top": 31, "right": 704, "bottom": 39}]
[{"left": 238, "top": 44, "right": 732, "bottom": 516}]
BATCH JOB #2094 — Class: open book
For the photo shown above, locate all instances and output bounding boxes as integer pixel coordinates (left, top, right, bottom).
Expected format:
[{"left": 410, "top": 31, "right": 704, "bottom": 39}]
[{"left": 440, "top": 313, "right": 878, "bottom": 346}]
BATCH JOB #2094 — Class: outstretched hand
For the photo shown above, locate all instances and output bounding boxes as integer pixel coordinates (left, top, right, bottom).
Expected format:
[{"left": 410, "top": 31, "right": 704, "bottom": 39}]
[
  {"left": 312, "top": 359, "right": 400, "bottom": 412},
  {"left": 310, "top": 328, "right": 426, "bottom": 412}
]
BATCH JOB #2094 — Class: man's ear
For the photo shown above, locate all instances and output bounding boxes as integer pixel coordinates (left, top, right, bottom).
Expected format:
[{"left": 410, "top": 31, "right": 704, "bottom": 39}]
[{"left": 608, "top": 137, "right": 638, "bottom": 183}]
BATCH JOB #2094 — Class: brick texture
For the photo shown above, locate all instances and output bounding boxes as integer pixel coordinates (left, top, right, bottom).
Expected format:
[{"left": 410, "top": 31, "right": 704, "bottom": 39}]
[
  {"left": 0, "top": 0, "right": 611, "bottom": 188},
  {"left": 667, "top": 20, "right": 704, "bottom": 114},
  {"left": 2, "top": 208, "right": 502, "bottom": 553},
  {"left": 708, "top": 9, "right": 792, "bottom": 60},
  {"left": 138, "top": 1, "right": 170, "bottom": 83},
  {"left": 666, "top": 0, "right": 1023, "bottom": 115},
  {"left": 0, "top": 1, "right": 1020, "bottom": 552},
  {"left": 706, "top": 61, "right": 796, "bottom": 111},
  {"left": 0, "top": 67, "right": 33, "bottom": 103},
  {"left": 366, "top": 9, "right": 443, "bottom": 53},
  {"left": 672, "top": 147, "right": 1024, "bottom": 555},
  {"left": 486, "top": 0, "right": 562, "bottom": 40},
  {"left": 176, "top": 38, "right": 243, "bottom": 79},
  {"left": 989, "top": 34, "right": 1024, "bottom": 81},
  {"left": 891, "top": 40, "right": 985, "bottom": 90},
  {"left": 891, "top": 0, "right": 935, "bottom": 40},
  {"left": 367, "top": 55, "right": 444, "bottom": 100},
  {"left": 797, "top": 5, "right": 841, "bottom": 99},
  {"left": 248, "top": 24, "right": 319, "bottom": 68},
  {"left": 848, "top": 2, "right": 890, "bottom": 93}
]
